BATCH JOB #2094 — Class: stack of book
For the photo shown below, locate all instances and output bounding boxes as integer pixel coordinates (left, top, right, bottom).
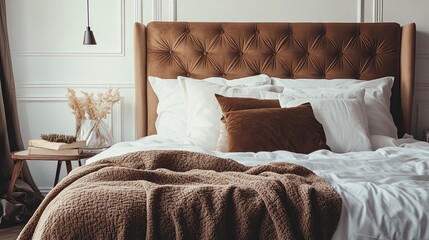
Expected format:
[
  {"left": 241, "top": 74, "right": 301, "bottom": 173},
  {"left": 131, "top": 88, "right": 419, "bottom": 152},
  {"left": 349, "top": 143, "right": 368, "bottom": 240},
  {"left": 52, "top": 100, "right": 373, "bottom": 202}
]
[{"left": 27, "top": 139, "right": 86, "bottom": 156}]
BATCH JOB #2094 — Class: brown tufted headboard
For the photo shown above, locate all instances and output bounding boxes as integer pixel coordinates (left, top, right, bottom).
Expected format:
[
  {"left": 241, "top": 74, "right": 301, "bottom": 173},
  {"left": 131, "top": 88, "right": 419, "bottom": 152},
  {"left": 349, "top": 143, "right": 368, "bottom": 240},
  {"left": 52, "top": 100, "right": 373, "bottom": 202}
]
[{"left": 134, "top": 21, "right": 416, "bottom": 139}]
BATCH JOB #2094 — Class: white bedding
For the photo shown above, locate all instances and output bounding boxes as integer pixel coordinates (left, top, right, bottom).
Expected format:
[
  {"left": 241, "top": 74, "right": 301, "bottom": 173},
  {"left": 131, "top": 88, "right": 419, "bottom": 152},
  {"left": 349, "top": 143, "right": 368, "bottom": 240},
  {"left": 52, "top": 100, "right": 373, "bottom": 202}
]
[{"left": 86, "top": 135, "right": 429, "bottom": 240}]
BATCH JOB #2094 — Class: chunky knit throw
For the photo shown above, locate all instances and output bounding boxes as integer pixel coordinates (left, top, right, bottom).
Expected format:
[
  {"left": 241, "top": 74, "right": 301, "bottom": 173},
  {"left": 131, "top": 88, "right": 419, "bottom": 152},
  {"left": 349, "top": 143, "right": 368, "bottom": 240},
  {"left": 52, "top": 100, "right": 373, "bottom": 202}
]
[{"left": 19, "top": 150, "right": 341, "bottom": 240}]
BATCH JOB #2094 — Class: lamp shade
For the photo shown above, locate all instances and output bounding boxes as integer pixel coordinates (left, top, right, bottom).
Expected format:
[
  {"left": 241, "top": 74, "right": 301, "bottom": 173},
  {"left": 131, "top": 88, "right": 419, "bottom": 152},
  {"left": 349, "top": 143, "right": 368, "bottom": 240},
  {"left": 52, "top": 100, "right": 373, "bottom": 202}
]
[{"left": 83, "top": 27, "right": 97, "bottom": 45}]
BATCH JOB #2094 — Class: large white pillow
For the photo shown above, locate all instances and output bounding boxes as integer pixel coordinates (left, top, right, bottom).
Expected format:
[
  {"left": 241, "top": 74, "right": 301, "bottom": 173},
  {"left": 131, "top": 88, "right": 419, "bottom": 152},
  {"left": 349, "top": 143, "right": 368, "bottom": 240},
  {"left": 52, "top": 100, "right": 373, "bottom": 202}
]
[
  {"left": 272, "top": 76, "right": 397, "bottom": 138},
  {"left": 148, "top": 74, "right": 271, "bottom": 141},
  {"left": 278, "top": 87, "right": 369, "bottom": 131},
  {"left": 279, "top": 88, "right": 371, "bottom": 153},
  {"left": 148, "top": 77, "right": 186, "bottom": 141},
  {"left": 179, "top": 76, "right": 282, "bottom": 150}
]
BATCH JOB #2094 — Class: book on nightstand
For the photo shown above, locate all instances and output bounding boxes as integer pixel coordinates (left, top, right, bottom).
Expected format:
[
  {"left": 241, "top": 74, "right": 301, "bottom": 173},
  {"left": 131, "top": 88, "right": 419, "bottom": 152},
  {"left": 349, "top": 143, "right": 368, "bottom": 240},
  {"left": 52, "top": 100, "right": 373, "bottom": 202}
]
[
  {"left": 27, "top": 147, "right": 83, "bottom": 156},
  {"left": 28, "top": 139, "right": 86, "bottom": 150}
]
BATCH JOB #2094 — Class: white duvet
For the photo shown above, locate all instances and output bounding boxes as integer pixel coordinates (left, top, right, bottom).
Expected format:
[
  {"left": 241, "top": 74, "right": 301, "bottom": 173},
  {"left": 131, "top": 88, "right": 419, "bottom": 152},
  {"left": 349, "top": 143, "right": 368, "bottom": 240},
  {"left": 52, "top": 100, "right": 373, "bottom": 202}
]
[{"left": 86, "top": 135, "right": 429, "bottom": 240}]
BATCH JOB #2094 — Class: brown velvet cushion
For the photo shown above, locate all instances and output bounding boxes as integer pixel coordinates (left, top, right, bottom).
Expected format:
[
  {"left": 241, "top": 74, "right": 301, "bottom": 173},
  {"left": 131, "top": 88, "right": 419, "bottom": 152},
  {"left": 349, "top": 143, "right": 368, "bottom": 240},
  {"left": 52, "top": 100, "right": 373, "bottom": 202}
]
[
  {"left": 215, "top": 94, "right": 281, "bottom": 152},
  {"left": 215, "top": 94, "right": 281, "bottom": 115},
  {"left": 223, "top": 103, "right": 330, "bottom": 153}
]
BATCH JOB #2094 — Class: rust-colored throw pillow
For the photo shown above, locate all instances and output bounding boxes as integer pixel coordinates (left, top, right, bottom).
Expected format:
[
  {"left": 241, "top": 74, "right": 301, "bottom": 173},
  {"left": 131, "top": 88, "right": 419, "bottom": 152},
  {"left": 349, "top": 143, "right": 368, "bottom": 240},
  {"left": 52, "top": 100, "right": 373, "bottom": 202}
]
[
  {"left": 223, "top": 103, "right": 330, "bottom": 154},
  {"left": 215, "top": 94, "right": 281, "bottom": 151}
]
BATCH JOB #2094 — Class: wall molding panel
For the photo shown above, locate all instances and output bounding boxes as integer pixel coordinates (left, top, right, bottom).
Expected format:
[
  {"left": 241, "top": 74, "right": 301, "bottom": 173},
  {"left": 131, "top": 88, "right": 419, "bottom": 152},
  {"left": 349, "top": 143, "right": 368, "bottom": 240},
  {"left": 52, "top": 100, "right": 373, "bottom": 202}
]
[
  {"left": 152, "top": 0, "right": 176, "bottom": 21},
  {"left": 12, "top": 50, "right": 125, "bottom": 57},
  {"left": 163, "top": 0, "right": 373, "bottom": 23},
  {"left": 359, "top": 0, "right": 383, "bottom": 23},
  {"left": 373, "top": 0, "right": 383, "bottom": 22},
  {"left": 170, "top": 0, "right": 177, "bottom": 21},
  {"left": 10, "top": 0, "right": 125, "bottom": 57},
  {"left": 356, "top": 0, "right": 363, "bottom": 23},
  {"left": 153, "top": 0, "right": 163, "bottom": 21},
  {"left": 16, "top": 83, "right": 134, "bottom": 89},
  {"left": 135, "top": 0, "right": 144, "bottom": 22},
  {"left": 16, "top": 97, "right": 123, "bottom": 143}
]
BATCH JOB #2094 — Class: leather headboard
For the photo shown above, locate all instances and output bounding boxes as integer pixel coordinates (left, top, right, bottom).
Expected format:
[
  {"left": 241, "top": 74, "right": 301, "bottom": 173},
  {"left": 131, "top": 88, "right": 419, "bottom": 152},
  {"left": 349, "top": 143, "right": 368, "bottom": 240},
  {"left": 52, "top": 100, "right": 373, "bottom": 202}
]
[{"left": 134, "top": 22, "right": 416, "bottom": 139}]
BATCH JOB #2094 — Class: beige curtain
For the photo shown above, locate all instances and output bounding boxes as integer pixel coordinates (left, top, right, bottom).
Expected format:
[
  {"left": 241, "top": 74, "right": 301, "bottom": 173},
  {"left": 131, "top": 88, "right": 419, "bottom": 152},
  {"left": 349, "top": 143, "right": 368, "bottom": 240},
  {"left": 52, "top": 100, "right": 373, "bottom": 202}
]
[{"left": 0, "top": 0, "right": 42, "bottom": 227}]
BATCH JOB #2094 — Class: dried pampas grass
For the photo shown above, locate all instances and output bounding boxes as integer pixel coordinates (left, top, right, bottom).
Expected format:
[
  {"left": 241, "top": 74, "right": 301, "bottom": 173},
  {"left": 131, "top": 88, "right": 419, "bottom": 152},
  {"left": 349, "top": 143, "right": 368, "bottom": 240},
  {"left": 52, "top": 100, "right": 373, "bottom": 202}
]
[{"left": 67, "top": 87, "right": 120, "bottom": 132}]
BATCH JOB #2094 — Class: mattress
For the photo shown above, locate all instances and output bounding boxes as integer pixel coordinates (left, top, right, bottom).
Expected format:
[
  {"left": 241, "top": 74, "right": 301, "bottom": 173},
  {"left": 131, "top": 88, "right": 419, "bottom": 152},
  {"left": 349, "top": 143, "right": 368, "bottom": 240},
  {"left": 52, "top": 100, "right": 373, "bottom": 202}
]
[{"left": 87, "top": 134, "right": 429, "bottom": 240}]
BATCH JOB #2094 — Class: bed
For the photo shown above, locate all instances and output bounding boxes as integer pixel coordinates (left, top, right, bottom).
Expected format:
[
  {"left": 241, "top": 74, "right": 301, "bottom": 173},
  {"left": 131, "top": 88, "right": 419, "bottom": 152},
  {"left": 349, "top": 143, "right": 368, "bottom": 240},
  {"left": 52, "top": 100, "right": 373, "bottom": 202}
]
[{"left": 18, "top": 22, "right": 427, "bottom": 240}]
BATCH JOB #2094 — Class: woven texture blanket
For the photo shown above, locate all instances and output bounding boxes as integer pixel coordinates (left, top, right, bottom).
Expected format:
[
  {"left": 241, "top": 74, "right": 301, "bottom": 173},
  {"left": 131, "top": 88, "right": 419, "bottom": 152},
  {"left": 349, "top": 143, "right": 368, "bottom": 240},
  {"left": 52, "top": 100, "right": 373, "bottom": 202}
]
[{"left": 18, "top": 150, "right": 341, "bottom": 240}]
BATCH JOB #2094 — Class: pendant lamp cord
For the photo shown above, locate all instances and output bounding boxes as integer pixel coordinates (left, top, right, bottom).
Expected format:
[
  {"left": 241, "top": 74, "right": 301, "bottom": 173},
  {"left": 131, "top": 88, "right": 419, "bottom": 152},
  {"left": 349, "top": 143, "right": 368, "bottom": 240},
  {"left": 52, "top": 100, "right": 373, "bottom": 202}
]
[{"left": 86, "top": 0, "right": 90, "bottom": 27}]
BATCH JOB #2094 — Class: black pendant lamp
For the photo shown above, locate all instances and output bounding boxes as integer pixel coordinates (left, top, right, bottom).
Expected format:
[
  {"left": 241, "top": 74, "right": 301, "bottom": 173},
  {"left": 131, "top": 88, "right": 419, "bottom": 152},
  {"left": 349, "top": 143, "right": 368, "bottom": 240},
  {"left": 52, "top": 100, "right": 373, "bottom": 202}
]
[{"left": 83, "top": 0, "right": 96, "bottom": 45}]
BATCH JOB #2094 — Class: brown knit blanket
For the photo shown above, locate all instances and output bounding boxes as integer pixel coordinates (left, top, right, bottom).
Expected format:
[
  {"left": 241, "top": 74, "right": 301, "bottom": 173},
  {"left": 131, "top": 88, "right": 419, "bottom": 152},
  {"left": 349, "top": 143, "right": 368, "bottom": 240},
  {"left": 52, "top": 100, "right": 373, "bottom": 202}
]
[{"left": 18, "top": 150, "right": 341, "bottom": 240}]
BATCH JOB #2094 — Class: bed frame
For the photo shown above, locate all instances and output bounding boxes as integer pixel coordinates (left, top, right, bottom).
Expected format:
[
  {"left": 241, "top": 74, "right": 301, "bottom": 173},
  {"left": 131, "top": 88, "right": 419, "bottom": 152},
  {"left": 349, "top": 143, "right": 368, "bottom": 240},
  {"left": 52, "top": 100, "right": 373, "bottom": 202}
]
[{"left": 134, "top": 22, "right": 416, "bottom": 139}]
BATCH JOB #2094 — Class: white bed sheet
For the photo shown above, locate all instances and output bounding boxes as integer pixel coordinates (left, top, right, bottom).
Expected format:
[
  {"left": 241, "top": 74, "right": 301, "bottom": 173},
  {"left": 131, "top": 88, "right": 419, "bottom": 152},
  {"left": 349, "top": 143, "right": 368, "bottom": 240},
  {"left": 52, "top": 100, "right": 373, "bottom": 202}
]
[{"left": 86, "top": 135, "right": 429, "bottom": 240}]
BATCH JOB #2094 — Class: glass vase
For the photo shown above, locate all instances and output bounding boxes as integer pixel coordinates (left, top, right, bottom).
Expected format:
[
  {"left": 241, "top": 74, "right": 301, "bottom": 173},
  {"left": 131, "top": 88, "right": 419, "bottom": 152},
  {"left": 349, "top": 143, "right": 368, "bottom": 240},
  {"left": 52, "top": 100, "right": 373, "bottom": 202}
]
[{"left": 76, "top": 119, "right": 112, "bottom": 149}]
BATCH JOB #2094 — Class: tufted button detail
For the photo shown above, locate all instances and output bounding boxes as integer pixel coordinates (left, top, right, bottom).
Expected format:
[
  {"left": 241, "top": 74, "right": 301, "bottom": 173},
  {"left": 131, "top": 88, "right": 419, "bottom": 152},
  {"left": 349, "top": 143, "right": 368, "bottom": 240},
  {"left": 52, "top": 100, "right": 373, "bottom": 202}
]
[
  {"left": 185, "top": 28, "right": 190, "bottom": 34},
  {"left": 255, "top": 30, "right": 260, "bottom": 35},
  {"left": 221, "top": 73, "right": 227, "bottom": 78},
  {"left": 272, "top": 51, "right": 277, "bottom": 56},
  {"left": 203, "top": 51, "right": 208, "bottom": 56},
  {"left": 338, "top": 52, "right": 343, "bottom": 57},
  {"left": 186, "top": 72, "right": 191, "bottom": 77},
  {"left": 220, "top": 29, "right": 225, "bottom": 34},
  {"left": 169, "top": 50, "right": 173, "bottom": 54},
  {"left": 320, "top": 30, "right": 325, "bottom": 36}
]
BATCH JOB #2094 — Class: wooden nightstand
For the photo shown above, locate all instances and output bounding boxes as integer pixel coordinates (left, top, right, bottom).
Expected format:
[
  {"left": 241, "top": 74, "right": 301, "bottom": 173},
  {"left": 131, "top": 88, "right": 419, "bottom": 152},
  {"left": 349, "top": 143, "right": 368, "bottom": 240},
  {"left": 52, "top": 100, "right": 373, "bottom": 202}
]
[{"left": 7, "top": 150, "right": 98, "bottom": 200}]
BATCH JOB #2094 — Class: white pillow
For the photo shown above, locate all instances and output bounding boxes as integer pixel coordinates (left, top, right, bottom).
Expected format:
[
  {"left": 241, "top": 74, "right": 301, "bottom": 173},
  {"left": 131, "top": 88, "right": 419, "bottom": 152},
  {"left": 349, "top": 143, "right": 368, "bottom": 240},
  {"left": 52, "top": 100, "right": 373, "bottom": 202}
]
[
  {"left": 272, "top": 77, "right": 363, "bottom": 88},
  {"left": 278, "top": 88, "right": 371, "bottom": 153},
  {"left": 148, "top": 74, "right": 271, "bottom": 141},
  {"left": 148, "top": 77, "right": 187, "bottom": 141},
  {"left": 279, "top": 87, "right": 370, "bottom": 131},
  {"left": 179, "top": 76, "right": 283, "bottom": 150},
  {"left": 272, "top": 76, "right": 397, "bottom": 138}
]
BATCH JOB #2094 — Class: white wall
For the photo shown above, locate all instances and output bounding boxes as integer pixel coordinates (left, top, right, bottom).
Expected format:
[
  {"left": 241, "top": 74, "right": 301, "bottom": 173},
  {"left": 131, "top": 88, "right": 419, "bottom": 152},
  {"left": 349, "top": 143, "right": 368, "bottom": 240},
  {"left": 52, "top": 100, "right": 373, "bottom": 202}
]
[
  {"left": 6, "top": 0, "right": 142, "bottom": 194},
  {"left": 381, "top": 0, "right": 429, "bottom": 140},
  {"left": 6, "top": 0, "right": 429, "bottom": 194}
]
